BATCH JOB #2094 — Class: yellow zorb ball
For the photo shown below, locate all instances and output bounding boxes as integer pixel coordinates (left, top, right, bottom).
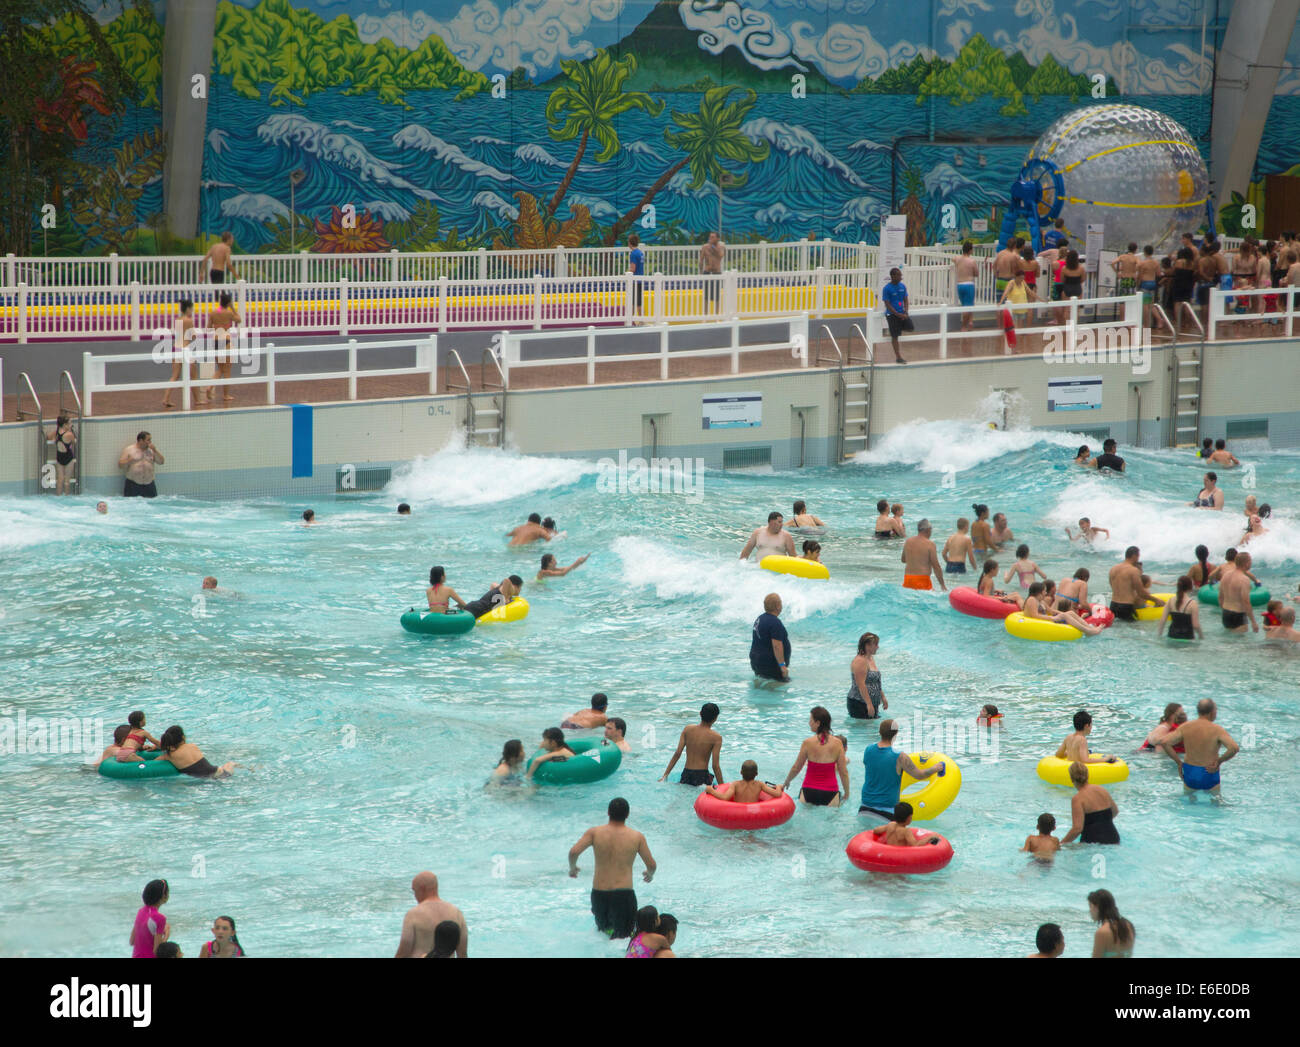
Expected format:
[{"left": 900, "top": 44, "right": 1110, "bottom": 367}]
[{"left": 1028, "top": 104, "right": 1209, "bottom": 255}]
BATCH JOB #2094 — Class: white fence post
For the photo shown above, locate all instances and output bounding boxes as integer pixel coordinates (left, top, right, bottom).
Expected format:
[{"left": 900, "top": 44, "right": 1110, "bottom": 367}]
[
  {"left": 654, "top": 272, "right": 665, "bottom": 324},
  {"left": 17, "top": 283, "right": 28, "bottom": 343},
  {"left": 1208, "top": 288, "right": 1219, "bottom": 342},
  {"left": 109, "top": 252, "right": 120, "bottom": 289},
  {"left": 348, "top": 338, "right": 358, "bottom": 400},
  {"left": 759, "top": 240, "right": 769, "bottom": 272},
  {"left": 339, "top": 278, "right": 349, "bottom": 336},
  {"left": 437, "top": 275, "right": 448, "bottom": 333},
  {"left": 478, "top": 247, "right": 487, "bottom": 283},
  {"left": 390, "top": 249, "right": 399, "bottom": 284},
  {"left": 533, "top": 273, "right": 543, "bottom": 330},
  {"left": 82, "top": 352, "right": 93, "bottom": 417},
  {"left": 815, "top": 266, "right": 826, "bottom": 318},
  {"left": 4, "top": 253, "right": 14, "bottom": 288},
  {"left": 299, "top": 250, "right": 309, "bottom": 284},
  {"left": 625, "top": 272, "right": 634, "bottom": 326},
  {"left": 181, "top": 342, "right": 192, "bottom": 411},
  {"left": 724, "top": 269, "right": 738, "bottom": 318},
  {"left": 659, "top": 323, "right": 669, "bottom": 380},
  {"left": 266, "top": 341, "right": 276, "bottom": 404},
  {"left": 423, "top": 335, "right": 438, "bottom": 394},
  {"left": 587, "top": 326, "right": 596, "bottom": 385},
  {"left": 555, "top": 245, "right": 567, "bottom": 280},
  {"left": 730, "top": 319, "right": 740, "bottom": 374},
  {"left": 129, "top": 281, "right": 141, "bottom": 341}
]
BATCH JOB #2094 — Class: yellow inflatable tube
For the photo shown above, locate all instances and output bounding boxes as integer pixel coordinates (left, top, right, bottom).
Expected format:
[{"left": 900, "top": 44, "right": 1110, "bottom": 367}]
[
  {"left": 1133, "top": 594, "right": 1174, "bottom": 621},
  {"left": 900, "top": 752, "right": 962, "bottom": 820},
  {"left": 1004, "top": 612, "right": 1081, "bottom": 642},
  {"left": 760, "top": 555, "right": 829, "bottom": 580},
  {"left": 476, "top": 597, "right": 530, "bottom": 625},
  {"left": 1036, "top": 755, "right": 1129, "bottom": 785}
]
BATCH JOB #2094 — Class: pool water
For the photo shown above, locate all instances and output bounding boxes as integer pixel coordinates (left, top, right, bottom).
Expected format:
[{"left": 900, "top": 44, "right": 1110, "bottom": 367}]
[{"left": 3, "top": 419, "right": 1299, "bottom": 958}]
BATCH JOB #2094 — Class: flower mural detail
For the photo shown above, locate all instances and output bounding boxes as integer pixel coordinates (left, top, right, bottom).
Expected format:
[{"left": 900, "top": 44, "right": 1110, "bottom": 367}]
[{"left": 311, "top": 206, "right": 391, "bottom": 253}]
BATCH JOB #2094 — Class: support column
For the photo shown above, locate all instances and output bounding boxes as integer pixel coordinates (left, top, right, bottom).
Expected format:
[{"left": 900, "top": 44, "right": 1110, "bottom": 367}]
[
  {"left": 1211, "top": 0, "right": 1300, "bottom": 214},
  {"left": 161, "top": 0, "right": 218, "bottom": 240}
]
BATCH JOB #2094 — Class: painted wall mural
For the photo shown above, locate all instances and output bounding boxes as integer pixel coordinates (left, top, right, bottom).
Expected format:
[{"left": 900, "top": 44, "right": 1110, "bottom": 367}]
[{"left": 44, "top": 0, "right": 1300, "bottom": 256}]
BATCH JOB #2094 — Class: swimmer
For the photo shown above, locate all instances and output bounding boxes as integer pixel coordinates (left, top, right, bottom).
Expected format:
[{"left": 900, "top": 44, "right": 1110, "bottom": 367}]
[
  {"left": 397, "top": 503, "right": 411, "bottom": 515},
  {"left": 95, "top": 725, "right": 132, "bottom": 768},
  {"left": 491, "top": 740, "right": 526, "bottom": 782},
  {"left": 1188, "top": 545, "right": 1216, "bottom": 588},
  {"left": 1056, "top": 710, "right": 1118, "bottom": 765},
  {"left": 525, "top": 727, "right": 575, "bottom": 779},
  {"left": 569, "top": 798, "right": 656, "bottom": 941},
  {"left": 1159, "top": 698, "right": 1238, "bottom": 801},
  {"left": 790, "top": 500, "right": 824, "bottom": 529},
  {"left": 1088, "top": 890, "right": 1135, "bottom": 958},
  {"left": 202, "top": 576, "right": 218, "bottom": 590},
  {"left": 977, "top": 560, "right": 1023, "bottom": 608},
  {"left": 301, "top": 509, "right": 315, "bottom": 525},
  {"left": 1073, "top": 445, "right": 1099, "bottom": 469},
  {"left": 1094, "top": 439, "right": 1126, "bottom": 473},
  {"left": 1029, "top": 923, "right": 1065, "bottom": 959},
  {"left": 156, "top": 725, "right": 237, "bottom": 778},
  {"left": 426, "top": 566, "right": 470, "bottom": 613},
  {"left": 1062, "top": 762, "right": 1121, "bottom": 845},
  {"left": 561, "top": 693, "right": 609, "bottom": 730},
  {"left": 1004, "top": 544, "right": 1047, "bottom": 590},
  {"left": 1263, "top": 600, "right": 1284, "bottom": 627},
  {"left": 870, "top": 801, "right": 942, "bottom": 846},
  {"left": 506, "top": 513, "right": 551, "bottom": 546},
  {"left": 1198, "top": 437, "right": 1214, "bottom": 458},
  {"left": 800, "top": 539, "right": 822, "bottom": 562},
  {"left": 1218, "top": 551, "right": 1259, "bottom": 632},
  {"left": 901, "top": 519, "right": 946, "bottom": 592},
  {"left": 654, "top": 914, "right": 678, "bottom": 958},
  {"left": 1021, "top": 813, "right": 1061, "bottom": 860},
  {"left": 538, "top": 552, "right": 589, "bottom": 579},
  {"left": 114, "top": 711, "right": 160, "bottom": 763},
  {"left": 1190, "top": 471, "right": 1225, "bottom": 509},
  {"left": 1140, "top": 703, "right": 1187, "bottom": 753},
  {"left": 780, "top": 707, "right": 849, "bottom": 807},
  {"left": 1023, "top": 582, "right": 1102, "bottom": 635},
  {"left": 395, "top": 872, "right": 469, "bottom": 958},
  {"left": 890, "top": 503, "right": 906, "bottom": 537},
  {"left": 1264, "top": 607, "right": 1300, "bottom": 641},
  {"left": 1241, "top": 504, "right": 1271, "bottom": 544},
  {"left": 604, "top": 718, "right": 631, "bottom": 753},
  {"left": 1065, "top": 517, "right": 1110, "bottom": 543},
  {"left": 970, "top": 503, "right": 996, "bottom": 556},
  {"left": 857, "top": 720, "right": 945, "bottom": 820},
  {"left": 847, "top": 632, "right": 887, "bottom": 720},
  {"left": 541, "top": 517, "right": 562, "bottom": 539},
  {"left": 704, "top": 760, "right": 784, "bottom": 803},
  {"left": 739, "top": 512, "right": 796, "bottom": 560},
  {"left": 1108, "top": 546, "right": 1162, "bottom": 621},
  {"left": 96, "top": 501, "right": 108, "bottom": 514},
  {"left": 130, "top": 880, "right": 171, "bottom": 958},
  {"left": 1244, "top": 495, "right": 1258, "bottom": 518},
  {"left": 1207, "top": 547, "right": 1261, "bottom": 586},
  {"left": 462, "top": 575, "right": 524, "bottom": 619},
  {"left": 426, "top": 922, "right": 461, "bottom": 958},
  {"left": 871, "top": 499, "right": 899, "bottom": 539},
  {"left": 990, "top": 513, "right": 1014, "bottom": 547},
  {"left": 1156, "top": 575, "right": 1202, "bottom": 640},
  {"left": 977, "top": 704, "right": 1004, "bottom": 728},
  {"left": 749, "top": 593, "right": 790, "bottom": 682},
  {"left": 660, "top": 703, "right": 724, "bottom": 786},
  {"left": 1207, "top": 438, "right": 1240, "bottom": 468},
  {"left": 199, "top": 916, "right": 245, "bottom": 958},
  {"left": 625, "top": 907, "right": 672, "bottom": 959},
  {"left": 941, "top": 518, "right": 977, "bottom": 575},
  {"left": 1058, "top": 568, "right": 1093, "bottom": 615}
]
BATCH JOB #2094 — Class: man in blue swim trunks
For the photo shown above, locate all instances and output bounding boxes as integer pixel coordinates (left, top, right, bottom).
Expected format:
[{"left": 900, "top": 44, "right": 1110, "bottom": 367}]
[{"left": 1158, "top": 698, "right": 1239, "bottom": 803}]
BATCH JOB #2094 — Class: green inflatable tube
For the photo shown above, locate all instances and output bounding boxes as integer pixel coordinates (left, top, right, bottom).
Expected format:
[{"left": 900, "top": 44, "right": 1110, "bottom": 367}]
[
  {"left": 1196, "top": 584, "right": 1270, "bottom": 607},
  {"left": 400, "top": 608, "right": 476, "bottom": 635},
  {"left": 98, "top": 749, "right": 178, "bottom": 780},
  {"left": 529, "top": 737, "right": 623, "bottom": 785}
]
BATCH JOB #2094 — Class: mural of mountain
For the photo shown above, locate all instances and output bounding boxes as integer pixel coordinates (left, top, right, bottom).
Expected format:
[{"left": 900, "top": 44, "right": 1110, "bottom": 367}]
[
  {"left": 213, "top": 0, "right": 489, "bottom": 106},
  {"left": 549, "top": 0, "right": 841, "bottom": 95}
]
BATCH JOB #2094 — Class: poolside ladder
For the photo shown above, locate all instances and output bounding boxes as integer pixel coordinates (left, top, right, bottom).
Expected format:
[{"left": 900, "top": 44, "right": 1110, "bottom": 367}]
[
  {"left": 445, "top": 348, "right": 508, "bottom": 449},
  {"left": 58, "top": 371, "right": 83, "bottom": 494},
  {"left": 1157, "top": 303, "right": 1205, "bottom": 449},
  {"left": 14, "top": 371, "right": 46, "bottom": 494},
  {"left": 820, "top": 323, "right": 874, "bottom": 462}
]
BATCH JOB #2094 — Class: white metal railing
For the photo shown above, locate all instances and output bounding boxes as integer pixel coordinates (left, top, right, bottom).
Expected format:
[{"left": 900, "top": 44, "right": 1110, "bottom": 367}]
[
  {"left": 499, "top": 314, "right": 809, "bottom": 385},
  {"left": 80, "top": 335, "right": 437, "bottom": 416},
  {"left": 1205, "top": 284, "right": 1300, "bottom": 341},
  {"left": 864, "top": 293, "right": 1144, "bottom": 360}
]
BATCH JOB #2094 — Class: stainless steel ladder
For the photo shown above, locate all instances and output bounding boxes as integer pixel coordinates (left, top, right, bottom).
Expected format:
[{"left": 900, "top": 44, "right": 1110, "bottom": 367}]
[
  {"left": 1157, "top": 303, "right": 1206, "bottom": 448},
  {"left": 15, "top": 372, "right": 47, "bottom": 494},
  {"left": 446, "top": 348, "right": 508, "bottom": 448},
  {"left": 820, "top": 322, "right": 874, "bottom": 461},
  {"left": 58, "top": 370, "right": 83, "bottom": 493}
]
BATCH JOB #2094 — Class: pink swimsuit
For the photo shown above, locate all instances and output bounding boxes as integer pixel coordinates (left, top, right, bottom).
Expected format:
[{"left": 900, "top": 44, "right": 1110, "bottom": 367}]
[{"left": 625, "top": 933, "right": 657, "bottom": 959}]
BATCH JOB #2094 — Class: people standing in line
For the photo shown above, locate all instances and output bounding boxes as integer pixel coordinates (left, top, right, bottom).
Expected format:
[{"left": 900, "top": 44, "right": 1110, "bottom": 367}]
[
  {"left": 1137, "top": 245, "right": 1161, "bottom": 329},
  {"left": 208, "top": 291, "right": 240, "bottom": 404},
  {"left": 660, "top": 703, "right": 724, "bottom": 786},
  {"left": 395, "top": 871, "right": 468, "bottom": 958},
  {"left": 569, "top": 797, "right": 656, "bottom": 940},
  {"left": 1087, "top": 890, "right": 1135, "bottom": 958},
  {"left": 699, "top": 231, "right": 724, "bottom": 314},
  {"left": 48, "top": 414, "right": 77, "bottom": 495},
  {"left": 749, "top": 593, "right": 791, "bottom": 683},
  {"left": 1111, "top": 242, "right": 1139, "bottom": 297},
  {"left": 118, "top": 431, "right": 165, "bottom": 498},
  {"left": 847, "top": 632, "right": 887, "bottom": 720}
]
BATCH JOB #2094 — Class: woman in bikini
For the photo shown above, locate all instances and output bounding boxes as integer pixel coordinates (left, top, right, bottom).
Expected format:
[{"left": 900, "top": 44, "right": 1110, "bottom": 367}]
[
  {"left": 780, "top": 707, "right": 849, "bottom": 807},
  {"left": 208, "top": 292, "right": 241, "bottom": 403},
  {"left": 198, "top": 916, "right": 246, "bottom": 957},
  {"left": 1087, "top": 889, "right": 1135, "bottom": 957},
  {"left": 426, "top": 565, "right": 470, "bottom": 612}
]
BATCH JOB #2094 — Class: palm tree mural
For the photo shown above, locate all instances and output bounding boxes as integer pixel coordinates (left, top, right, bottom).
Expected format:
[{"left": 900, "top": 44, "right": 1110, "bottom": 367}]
[
  {"left": 605, "top": 85, "right": 769, "bottom": 246},
  {"left": 544, "top": 50, "right": 663, "bottom": 221},
  {"left": 899, "top": 165, "right": 929, "bottom": 247}
]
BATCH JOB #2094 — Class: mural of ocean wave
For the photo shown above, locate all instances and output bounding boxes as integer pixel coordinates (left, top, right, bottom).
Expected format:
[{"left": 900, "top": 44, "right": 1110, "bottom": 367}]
[
  {"left": 514, "top": 143, "right": 598, "bottom": 174},
  {"left": 392, "top": 124, "right": 510, "bottom": 182},
  {"left": 472, "top": 190, "right": 520, "bottom": 225},
  {"left": 742, "top": 118, "right": 867, "bottom": 189}
]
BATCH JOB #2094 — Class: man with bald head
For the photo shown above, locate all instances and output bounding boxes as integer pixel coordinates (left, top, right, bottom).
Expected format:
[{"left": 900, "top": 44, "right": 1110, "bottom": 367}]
[
  {"left": 395, "top": 871, "right": 468, "bottom": 957},
  {"left": 901, "top": 519, "right": 946, "bottom": 591},
  {"left": 1219, "top": 551, "right": 1258, "bottom": 632},
  {"left": 1159, "top": 699, "right": 1239, "bottom": 802},
  {"left": 750, "top": 592, "right": 790, "bottom": 682}
]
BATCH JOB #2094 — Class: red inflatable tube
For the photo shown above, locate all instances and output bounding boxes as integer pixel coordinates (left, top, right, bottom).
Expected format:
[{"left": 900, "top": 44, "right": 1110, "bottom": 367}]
[
  {"left": 948, "top": 585, "right": 1018, "bottom": 620},
  {"left": 845, "top": 828, "right": 954, "bottom": 874},
  {"left": 1084, "top": 607, "right": 1114, "bottom": 629},
  {"left": 694, "top": 785, "right": 796, "bottom": 830}
]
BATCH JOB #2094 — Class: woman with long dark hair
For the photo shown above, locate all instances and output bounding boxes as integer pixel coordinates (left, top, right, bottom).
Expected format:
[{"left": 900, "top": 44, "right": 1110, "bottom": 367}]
[
  {"left": 48, "top": 414, "right": 76, "bottom": 494},
  {"left": 1187, "top": 545, "right": 1215, "bottom": 588},
  {"left": 781, "top": 707, "right": 849, "bottom": 807},
  {"left": 199, "top": 915, "right": 246, "bottom": 957},
  {"left": 426, "top": 566, "right": 469, "bottom": 613},
  {"left": 1087, "top": 889, "right": 1135, "bottom": 958},
  {"left": 1157, "top": 575, "right": 1201, "bottom": 640}
]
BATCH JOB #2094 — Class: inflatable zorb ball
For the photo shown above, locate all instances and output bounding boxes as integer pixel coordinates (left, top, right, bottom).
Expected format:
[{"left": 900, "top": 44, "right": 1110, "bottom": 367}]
[{"left": 1028, "top": 105, "right": 1208, "bottom": 255}]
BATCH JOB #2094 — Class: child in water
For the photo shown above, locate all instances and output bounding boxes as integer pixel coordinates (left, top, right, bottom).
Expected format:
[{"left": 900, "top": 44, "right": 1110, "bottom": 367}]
[
  {"left": 524, "top": 728, "right": 574, "bottom": 779},
  {"left": 1022, "top": 813, "right": 1061, "bottom": 860},
  {"left": 1004, "top": 544, "right": 1048, "bottom": 591},
  {"left": 978, "top": 560, "right": 1023, "bottom": 608},
  {"left": 491, "top": 740, "right": 526, "bottom": 783},
  {"left": 115, "top": 711, "right": 160, "bottom": 763},
  {"left": 704, "top": 759, "right": 785, "bottom": 803},
  {"left": 800, "top": 540, "right": 822, "bottom": 562},
  {"left": 976, "top": 704, "right": 1004, "bottom": 728}
]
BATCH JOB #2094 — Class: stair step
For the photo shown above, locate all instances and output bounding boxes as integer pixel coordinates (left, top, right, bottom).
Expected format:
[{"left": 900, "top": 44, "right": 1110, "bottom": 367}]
[{"left": 1175, "top": 426, "right": 1198, "bottom": 433}]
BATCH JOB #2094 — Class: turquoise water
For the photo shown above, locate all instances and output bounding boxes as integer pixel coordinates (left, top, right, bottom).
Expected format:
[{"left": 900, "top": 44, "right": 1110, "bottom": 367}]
[{"left": 3, "top": 418, "right": 1299, "bottom": 958}]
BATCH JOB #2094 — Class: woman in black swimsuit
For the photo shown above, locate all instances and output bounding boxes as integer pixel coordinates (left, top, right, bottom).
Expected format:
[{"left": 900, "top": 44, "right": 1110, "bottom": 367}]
[
  {"left": 48, "top": 414, "right": 76, "bottom": 495},
  {"left": 1157, "top": 575, "right": 1202, "bottom": 641},
  {"left": 158, "top": 725, "right": 237, "bottom": 779},
  {"left": 1059, "top": 249, "right": 1085, "bottom": 301},
  {"left": 1061, "top": 761, "right": 1120, "bottom": 844},
  {"left": 1170, "top": 247, "right": 1197, "bottom": 331}
]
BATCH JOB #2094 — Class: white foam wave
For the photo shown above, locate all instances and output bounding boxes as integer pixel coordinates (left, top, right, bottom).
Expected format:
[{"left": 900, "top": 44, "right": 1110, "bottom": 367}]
[
  {"left": 514, "top": 142, "right": 596, "bottom": 172},
  {"left": 258, "top": 114, "right": 439, "bottom": 200},
  {"left": 386, "top": 438, "right": 597, "bottom": 507},
  {"left": 392, "top": 124, "right": 510, "bottom": 181},
  {"left": 220, "top": 193, "right": 289, "bottom": 223},
  {"left": 612, "top": 536, "right": 870, "bottom": 624},
  {"left": 741, "top": 118, "right": 866, "bottom": 188},
  {"left": 854, "top": 418, "right": 1080, "bottom": 473},
  {"left": 0, "top": 510, "right": 73, "bottom": 551},
  {"left": 666, "top": 170, "right": 718, "bottom": 200}
]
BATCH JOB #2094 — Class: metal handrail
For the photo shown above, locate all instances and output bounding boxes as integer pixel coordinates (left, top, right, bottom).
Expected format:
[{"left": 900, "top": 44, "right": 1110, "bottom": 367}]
[
  {"left": 15, "top": 370, "right": 41, "bottom": 422},
  {"left": 851, "top": 322, "right": 876, "bottom": 452},
  {"left": 819, "top": 325, "right": 848, "bottom": 463},
  {"left": 1150, "top": 303, "right": 1176, "bottom": 344},
  {"left": 444, "top": 349, "right": 475, "bottom": 437},
  {"left": 481, "top": 347, "right": 507, "bottom": 448}
]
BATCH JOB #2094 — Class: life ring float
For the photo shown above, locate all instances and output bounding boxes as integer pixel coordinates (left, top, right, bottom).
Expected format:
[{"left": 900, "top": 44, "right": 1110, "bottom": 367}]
[
  {"left": 694, "top": 785, "right": 796, "bottom": 830},
  {"left": 1036, "top": 755, "right": 1129, "bottom": 785},
  {"left": 400, "top": 608, "right": 476, "bottom": 635},
  {"left": 1084, "top": 607, "right": 1114, "bottom": 629},
  {"left": 900, "top": 752, "right": 962, "bottom": 819},
  {"left": 529, "top": 737, "right": 622, "bottom": 785},
  {"left": 1004, "top": 612, "right": 1081, "bottom": 642},
  {"left": 948, "top": 586, "right": 1018, "bottom": 620},
  {"left": 1196, "top": 583, "right": 1270, "bottom": 607},
  {"left": 1133, "top": 594, "right": 1174, "bottom": 621},
  {"left": 97, "top": 750, "right": 178, "bottom": 780},
  {"left": 760, "top": 555, "right": 829, "bottom": 580},
  {"left": 476, "top": 597, "right": 530, "bottom": 624},
  {"left": 845, "top": 827, "right": 954, "bottom": 874}
]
